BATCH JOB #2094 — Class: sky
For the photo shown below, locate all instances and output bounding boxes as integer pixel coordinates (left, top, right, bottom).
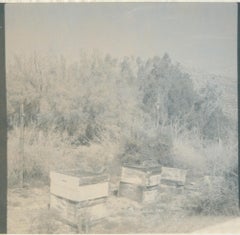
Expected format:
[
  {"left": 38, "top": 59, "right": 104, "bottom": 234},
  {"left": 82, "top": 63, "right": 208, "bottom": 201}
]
[{"left": 5, "top": 3, "right": 237, "bottom": 78}]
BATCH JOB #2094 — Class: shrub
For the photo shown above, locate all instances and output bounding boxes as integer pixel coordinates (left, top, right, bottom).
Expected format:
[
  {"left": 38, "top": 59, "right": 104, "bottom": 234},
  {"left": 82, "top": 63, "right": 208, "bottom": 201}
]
[
  {"left": 189, "top": 176, "right": 239, "bottom": 216},
  {"left": 121, "top": 127, "right": 172, "bottom": 165},
  {"left": 8, "top": 127, "right": 81, "bottom": 187}
]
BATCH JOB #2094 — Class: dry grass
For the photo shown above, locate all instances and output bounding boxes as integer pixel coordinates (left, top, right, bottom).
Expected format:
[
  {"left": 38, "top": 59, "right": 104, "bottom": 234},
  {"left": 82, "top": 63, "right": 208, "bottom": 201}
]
[
  {"left": 8, "top": 186, "right": 236, "bottom": 234},
  {"left": 8, "top": 122, "right": 238, "bottom": 217},
  {"left": 8, "top": 127, "right": 122, "bottom": 187}
]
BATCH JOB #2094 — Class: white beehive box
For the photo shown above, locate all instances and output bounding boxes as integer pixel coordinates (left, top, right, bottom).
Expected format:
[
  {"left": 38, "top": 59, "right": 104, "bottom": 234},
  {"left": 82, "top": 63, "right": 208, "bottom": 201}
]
[
  {"left": 118, "top": 181, "right": 159, "bottom": 204},
  {"left": 50, "top": 169, "right": 109, "bottom": 229},
  {"left": 50, "top": 170, "right": 109, "bottom": 202},
  {"left": 120, "top": 164, "right": 162, "bottom": 187},
  {"left": 160, "top": 167, "right": 187, "bottom": 186}
]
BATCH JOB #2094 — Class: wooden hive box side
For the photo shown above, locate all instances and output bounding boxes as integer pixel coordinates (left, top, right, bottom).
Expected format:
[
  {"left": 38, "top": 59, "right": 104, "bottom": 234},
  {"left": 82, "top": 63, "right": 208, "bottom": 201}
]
[
  {"left": 147, "top": 173, "right": 161, "bottom": 187},
  {"left": 121, "top": 166, "right": 147, "bottom": 185},
  {"left": 50, "top": 194, "right": 78, "bottom": 225},
  {"left": 118, "top": 182, "right": 143, "bottom": 202},
  {"left": 121, "top": 165, "right": 162, "bottom": 187},
  {"left": 161, "top": 167, "right": 187, "bottom": 186},
  {"left": 142, "top": 186, "right": 160, "bottom": 204},
  {"left": 77, "top": 202, "right": 108, "bottom": 222},
  {"left": 50, "top": 170, "right": 109, "bottom": 202},
  {"left": 51, "top": 180, "right": 109, "bottom": 202},
  {"left": 118, "top": 181, "right": 160, "bottom": 203}
]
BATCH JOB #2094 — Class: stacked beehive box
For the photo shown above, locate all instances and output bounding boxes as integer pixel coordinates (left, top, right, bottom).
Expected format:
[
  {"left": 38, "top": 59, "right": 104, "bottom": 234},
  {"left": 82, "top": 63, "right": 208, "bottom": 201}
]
[
  {"left": 50, "top": 170, "right": 109, "bottom": 232},
  {"left": 160, "top": 167, "right": 187, "bottom": 194},
  {"left": 118, "top": 164, "right": 162, "bottom": 203}
]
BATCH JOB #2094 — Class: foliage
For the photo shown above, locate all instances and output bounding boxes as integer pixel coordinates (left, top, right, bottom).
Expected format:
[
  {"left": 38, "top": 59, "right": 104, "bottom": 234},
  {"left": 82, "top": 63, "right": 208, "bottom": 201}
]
[
  {"left": 7, "top": 51, "right": 237, "bottom": 203},
  {"left": 189, "top": 176, "right": 239, "bottom": 216}
]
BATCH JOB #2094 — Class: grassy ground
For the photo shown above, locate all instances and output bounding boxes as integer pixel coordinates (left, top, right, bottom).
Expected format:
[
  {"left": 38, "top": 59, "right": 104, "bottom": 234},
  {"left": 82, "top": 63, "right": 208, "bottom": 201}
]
[{"left": 7, "top": 186, "right": 235, "bottom": 234}]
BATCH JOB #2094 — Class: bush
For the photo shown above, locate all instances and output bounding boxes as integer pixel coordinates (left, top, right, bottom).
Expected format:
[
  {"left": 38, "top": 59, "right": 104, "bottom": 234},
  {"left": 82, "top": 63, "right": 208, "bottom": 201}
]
[
  {"left": 190, "top": 176, "right": 239, "bottom": 216},
  {"left": 121, "top": 128, "right": 172, "bottom": 166},
  {"left": 8, "top": 127, "right": 83, "bottom": 187}
]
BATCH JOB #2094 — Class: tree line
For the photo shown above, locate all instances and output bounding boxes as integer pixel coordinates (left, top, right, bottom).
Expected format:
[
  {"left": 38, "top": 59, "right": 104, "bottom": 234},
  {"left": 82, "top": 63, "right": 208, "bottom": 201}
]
[{"left": 7, "top": 52, "right": 236, "bottom": 165}]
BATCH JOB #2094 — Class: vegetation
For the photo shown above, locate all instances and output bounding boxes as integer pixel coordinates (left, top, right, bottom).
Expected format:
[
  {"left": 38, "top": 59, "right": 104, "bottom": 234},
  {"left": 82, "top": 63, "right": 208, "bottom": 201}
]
[{"left": 7, "top": 51, "right": 237, "bottom": 215}]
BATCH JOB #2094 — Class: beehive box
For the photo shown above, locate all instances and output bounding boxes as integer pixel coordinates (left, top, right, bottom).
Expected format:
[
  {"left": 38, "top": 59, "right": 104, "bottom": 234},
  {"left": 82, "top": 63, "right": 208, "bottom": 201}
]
[
  {"left": 50, "top": 170, "right": 109, "bottom": 202},
  {"left": 118, "top": 182, "right": 159, "bottom": 203},
  {"left": 50, "top": 194, "right": 108, "bottom": 225},
  {"left": 160, "top": 184, "right": 184, "bottom": 194},
  {"left": 50, "top": 194, "right": 79, "bottom": 225},
  {"left": 120, "top": 164, "right": 162, "bottom": 187},
  {"left": 50, "top": 170, "right": 109, "bottom": 228},
  {"left": 160, "top": 167, "right": 187, "bottom": 186}
]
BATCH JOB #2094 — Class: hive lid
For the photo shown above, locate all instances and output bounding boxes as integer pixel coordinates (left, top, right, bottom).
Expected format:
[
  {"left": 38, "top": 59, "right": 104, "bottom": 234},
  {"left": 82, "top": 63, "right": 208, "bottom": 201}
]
[
  {"left": 122, "top": 163, "right": 162, "bottom": 175},
  {"left": 54, "top": 169, "right": 109, "bottom": 185}
]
